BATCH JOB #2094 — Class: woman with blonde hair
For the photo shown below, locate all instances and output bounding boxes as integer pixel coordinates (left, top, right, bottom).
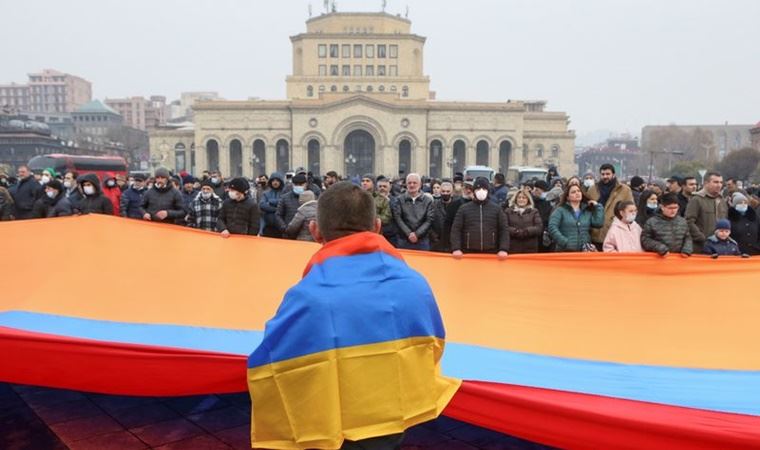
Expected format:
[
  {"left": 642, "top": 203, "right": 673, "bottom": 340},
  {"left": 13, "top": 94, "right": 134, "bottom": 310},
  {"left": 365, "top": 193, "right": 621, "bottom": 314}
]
[{"left": 504, "top": 190, "right": 543, "bottom": 254}]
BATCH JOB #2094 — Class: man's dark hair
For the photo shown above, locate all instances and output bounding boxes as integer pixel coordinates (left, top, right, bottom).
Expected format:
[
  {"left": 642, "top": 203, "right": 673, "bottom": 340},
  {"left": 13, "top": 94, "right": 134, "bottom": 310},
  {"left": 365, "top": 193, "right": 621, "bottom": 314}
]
[
  {"left": 705, "top": 171, "right": 722, "bottom": 182},
  {"left": 493, "top": 173, "right": 506, "bottom": 185},
  {"left": 660, "top": 193, "right": 679, "bottom": 206},
  {"left": 599, "top": 163, "right": 615, "bottom": 174},
  {"left": 726, "top": 177, "right": 737, "bottom": 184},
  {"left": 317, "top": 181, "right": 376, "bottom": 242},
  {"left": 681, "top": 176, "right": 696, "bottom": 186},
  {"left": 65, "top": 170, "right": 79, "bottom": 180},
  {"left": 326, "top": 171, "right": 338, "bottom": 178}
]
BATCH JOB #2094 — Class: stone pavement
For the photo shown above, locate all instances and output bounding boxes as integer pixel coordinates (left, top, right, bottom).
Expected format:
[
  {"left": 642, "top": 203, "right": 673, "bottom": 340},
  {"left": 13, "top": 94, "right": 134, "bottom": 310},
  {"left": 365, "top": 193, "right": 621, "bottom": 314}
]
[{"left": 0, "top": 383, "right": 554, "bottom": 450}]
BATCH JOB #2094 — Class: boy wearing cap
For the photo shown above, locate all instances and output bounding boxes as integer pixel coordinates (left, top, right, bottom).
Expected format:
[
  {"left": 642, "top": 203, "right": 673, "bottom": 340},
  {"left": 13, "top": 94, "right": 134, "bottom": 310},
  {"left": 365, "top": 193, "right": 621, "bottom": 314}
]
[
  {"left": 217, "top": 177, "right": 260, "bottom": 237},
  {"left": 703, "top": 219, "right": 746, "bottom": 258}
]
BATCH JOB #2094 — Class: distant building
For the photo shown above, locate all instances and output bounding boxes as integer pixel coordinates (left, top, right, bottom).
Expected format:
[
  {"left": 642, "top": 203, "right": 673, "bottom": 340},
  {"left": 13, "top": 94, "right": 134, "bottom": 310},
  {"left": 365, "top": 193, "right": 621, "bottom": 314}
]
[
  {"left": 105, "top": 95, "right": 168, "bottom": 130},
  {"left": 176, "top": 92, "right": 220, "bottom": 120},
  {"left": 0, "top": 113, "right": 65, "bottom": 169},
  {"left": 751, "top": 122, "right": 760, "bottom": 151},
  {"left": 642, "top": 124, "right": 754, "bottom": 160},
  {"left": 0, "top": 69, "right": 92, "bottom": 114},
  {"left": 576, "top": 135, "right": 642, "bottom": 179}
]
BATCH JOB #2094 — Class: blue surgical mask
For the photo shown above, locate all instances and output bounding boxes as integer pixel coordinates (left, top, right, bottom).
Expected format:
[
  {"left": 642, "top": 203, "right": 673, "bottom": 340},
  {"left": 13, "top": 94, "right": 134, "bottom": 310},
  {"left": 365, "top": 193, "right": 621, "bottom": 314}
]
[
  {"left": 735, "top": 204, "right": 748, "bottom": 214},
  {"left": 647, "top": 202, "right": 658, "bottom": 210},
  {"left": 539, "top": 192, "right": 547, "bottom": 200},
  {"left": 293, "top": 186, "right": 305, "bottom": 195}
]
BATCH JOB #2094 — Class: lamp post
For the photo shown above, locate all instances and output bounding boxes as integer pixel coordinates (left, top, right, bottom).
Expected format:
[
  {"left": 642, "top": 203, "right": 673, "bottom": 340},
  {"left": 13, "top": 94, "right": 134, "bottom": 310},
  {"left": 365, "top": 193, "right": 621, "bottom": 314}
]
[
  {"left": 648, "top": 149, "right": 685, "bottom": 181},
  {"left": 250, "top": 155, "right": 261, "bottom": 179},
  {"left": 345, "top": 153, "right": 357, "bottom": 177},
  {"left": 445, "top": 157, "right": 457, "bottom": 178}
]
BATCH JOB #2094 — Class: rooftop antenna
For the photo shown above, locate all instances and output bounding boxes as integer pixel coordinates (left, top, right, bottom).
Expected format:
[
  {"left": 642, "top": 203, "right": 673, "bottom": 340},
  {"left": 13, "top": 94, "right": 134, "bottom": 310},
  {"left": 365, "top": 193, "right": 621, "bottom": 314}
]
[
  {"left": 323, "top": 0, "right": 329, "bottom": 13},
  {"left": 308, "top": 3, "right": 312, "bottom": 17},
  {"left": 382, "top": 0, "right": 387, "bottom": 12},
  {"left": 405, "top": 5, "right": 409, "bottom": 18}
]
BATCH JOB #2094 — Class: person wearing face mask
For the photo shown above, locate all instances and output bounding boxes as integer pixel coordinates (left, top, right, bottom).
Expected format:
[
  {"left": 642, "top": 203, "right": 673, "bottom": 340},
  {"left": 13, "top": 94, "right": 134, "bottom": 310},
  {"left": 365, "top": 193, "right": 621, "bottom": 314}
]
[
  {"left": 39, "top": 168, "right": 56, "bottom": 186},
  {"left": 101, "top": 172, "right": 121, "bottom": 216},
  {"left": 276, "top": 173, "right": 309, "bottom": 234},
  {"left": 140, "top": 167, "right": 185, "bottom": 224},
  {"left": 431, "top": 181, "right": 465, "bottom": 253},
  {"left": 209, "top": 170, "right": 226, "bottom": 199},
  {"left": 9, "top": 165, "right": 43, "bottom": 220},
  {"left": 504, "top": 190, "right": 542, "bottom": 254},
  {"left": 187, "top": 179, "right": 223, "bottom": 231},
  {"left": 602, "top": 201, "right": 643, "bottom": 253},
  {"left": 581, "top": 172, "right": 595, "bottom": 193},
  {"left": 120, "top": 173, "right": 148, "bottom": 219},
  {"left": 217, "top": 177, "right": 260, "bottom": 237},
  {"left": 635, "top": 190, "right": 659, "bottom": 227},
  {"left": 450, "top": 177, "right": 509, "bottom": 259},
  {"left": 284, "top": 190, "right": 318, "bottom": 241},
  {"left": 62, "top": 171, "right": 83, "bottom": 212},
  {"left": 0, "top": 173, "right": 15, "bottom": 221},
  {"left": 77, "top": 174, "right": 114, "bottom": 215},
  {"left": 728, "top": 192, "right": 760, "bottom": 255},
  {"left": 641, "top": 193, "right": 692, "bottom": 257},
  {"left": 260, "top": 172, "right": 285, "bottom": 238},
  {"left": 31, "top": 179, "right": 72, "bottom": 218},
  {"left": 531, "top": 180, "right": 554, "bottom": 252},
  {"left": 587, "top": 163, "right": 634, "bottom": 248}
]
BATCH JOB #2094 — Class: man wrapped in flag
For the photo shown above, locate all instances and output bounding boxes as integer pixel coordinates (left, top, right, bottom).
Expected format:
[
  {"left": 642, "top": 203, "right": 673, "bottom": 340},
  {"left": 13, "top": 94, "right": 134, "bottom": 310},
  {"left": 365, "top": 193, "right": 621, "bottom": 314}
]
[{"left": 247, "top": 182, "right": 460, "bottom": 449}]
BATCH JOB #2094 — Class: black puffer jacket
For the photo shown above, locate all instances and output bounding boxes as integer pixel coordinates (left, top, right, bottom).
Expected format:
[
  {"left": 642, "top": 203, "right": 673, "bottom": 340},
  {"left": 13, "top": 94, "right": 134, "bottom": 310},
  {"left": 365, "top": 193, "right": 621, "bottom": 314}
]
[
  {"left": 31, "top": 191, "right": 72, "bottom": 218},
  {"left": 139, "top": 184, "right": 185, "bottom": 223},
  {"left": 505, "top": 207, "right": 542, "bottom": 254},
  {"left": 641, "top": 213, "right": 693, "bottom": 255},
  {"left": 217, "top": 196, "right": 261, "bottom": 235},
  {"left": 276, "top": 191, "right": 302, "bottom": 231},
  {"left": 729, "top": 207, "right": 760, "bottom": 255},
  {"left": 450, "top": 198, "right": 510, "bottom": 253},
  {"left": 9, "top": 175, "right": 42, "bottom": 219},
  {"left": 77, "top": 174, "right": 114, "bottom": 215},
  {"left": 392, "top": 193, "right": 435, "bottom": 239}
]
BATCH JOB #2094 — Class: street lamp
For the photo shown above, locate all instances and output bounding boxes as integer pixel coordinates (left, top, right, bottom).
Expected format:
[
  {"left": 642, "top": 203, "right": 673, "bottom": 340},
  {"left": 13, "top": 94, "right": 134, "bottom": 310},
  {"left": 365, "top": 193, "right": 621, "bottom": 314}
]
[
  {"left": 445, "top": 157, "right": 457, "bottom": 177},
  {"left": 345, "top": 153, "right": 357, "bottom": 176},
  {"left": 250, "top": 155, "right": 261, "bottom": 178},
  {"left": 648, "top": 149, "right": 685, "bottom": 181}
]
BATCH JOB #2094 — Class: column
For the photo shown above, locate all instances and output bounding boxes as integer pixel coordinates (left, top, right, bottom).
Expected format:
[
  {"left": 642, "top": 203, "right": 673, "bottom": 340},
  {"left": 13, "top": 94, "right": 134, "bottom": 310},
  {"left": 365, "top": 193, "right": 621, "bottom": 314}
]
[
  {"left": 243, "top": 141, "right": 253, "bottom": 179},
  {"left": 443, "top": 141, "right": 454, "bottom": 178},
  {"left": 219, "top": 140, "right": 231, "bottom": 178},
  {"left": 265, "top": 142, "right": 276, "bottom": 175},
  {"left": 466, "top": 145, "right": 476, "bottom": 170},
  {"left": 195, "top": 139, "right": 207, "bottom": 173}
]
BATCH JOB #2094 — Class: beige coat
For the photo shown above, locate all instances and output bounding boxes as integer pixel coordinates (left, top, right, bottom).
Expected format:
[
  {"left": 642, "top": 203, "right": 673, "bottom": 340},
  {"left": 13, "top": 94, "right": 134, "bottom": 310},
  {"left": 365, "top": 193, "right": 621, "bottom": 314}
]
[{"left": 587, "top": 181, "right": 634, "bottom": 244}]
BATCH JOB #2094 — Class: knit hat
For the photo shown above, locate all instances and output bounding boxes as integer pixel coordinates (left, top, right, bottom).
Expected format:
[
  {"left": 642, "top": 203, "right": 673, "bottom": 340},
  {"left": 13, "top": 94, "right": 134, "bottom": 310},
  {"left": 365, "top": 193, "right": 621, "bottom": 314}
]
[
  {"left": 228, "top": 177, "right": 250, "bottom": 194},
  {"left": 201, "top": 179, "right": 214, "bottom": 188},
  {"left": 292, "top": 173, "right": 307, "bottom": 185},
  {"left": 534, "top": 180, "right": 550, "bottom": 191},
  {"left": 43, "top": 167, "right": 58, "bottom": 178},
  {"left": 183, "top": 176, "right": 196, "bottom": 185},
  {"left": 630, "top": 176, "right": 645, "bottom": 189},
  {"left": 46, "top": 179, "right": 63, "bottom": 192},
  {"left": 473, "top": 177, "right": 490, "bottom": 191},
  {"left": 154, "top": 167, "right": 170, "bottom": 179},
  {"left": 715, "top": 219, "right": 731, "bottom": 231},
  {"left": 299, "top": 190, "right": 316, "bottom": 205},
  {"left": 732, "top": 192, "right": 748, "bottom": 205},
  {"left": 133, "top": 173, "right": 146, "bottom": 182}
]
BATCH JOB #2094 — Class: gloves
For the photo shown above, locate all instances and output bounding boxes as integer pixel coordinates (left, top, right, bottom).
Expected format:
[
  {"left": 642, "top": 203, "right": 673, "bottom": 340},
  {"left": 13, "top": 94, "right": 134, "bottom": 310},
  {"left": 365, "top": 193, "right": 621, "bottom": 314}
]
[
  {"left": 711, "top": 254, "right": 719, "bottom": 259},
  {"left": 742, "top": 253, "right": 751, "bottom": 258}
]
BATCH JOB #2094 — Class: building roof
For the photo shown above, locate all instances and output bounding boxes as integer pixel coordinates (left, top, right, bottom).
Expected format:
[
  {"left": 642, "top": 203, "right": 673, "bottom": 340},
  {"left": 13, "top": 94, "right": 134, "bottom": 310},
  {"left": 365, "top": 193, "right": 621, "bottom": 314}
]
[{"left": 75, "top": 100, "right": 121, "bottom": 116}]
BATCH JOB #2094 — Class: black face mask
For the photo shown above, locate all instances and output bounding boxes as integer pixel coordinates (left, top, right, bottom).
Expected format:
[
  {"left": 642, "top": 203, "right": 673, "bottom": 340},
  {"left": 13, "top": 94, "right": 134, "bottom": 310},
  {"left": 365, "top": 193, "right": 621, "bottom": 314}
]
[{"left": 441, "top": 194, "right": 452, "bottom": 202}]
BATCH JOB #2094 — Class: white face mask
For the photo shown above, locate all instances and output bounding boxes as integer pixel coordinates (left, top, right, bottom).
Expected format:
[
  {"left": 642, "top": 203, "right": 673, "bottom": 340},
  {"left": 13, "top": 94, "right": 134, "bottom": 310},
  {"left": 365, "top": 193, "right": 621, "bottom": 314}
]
[
  {"left": 63, "top": 180, "right": 73, "bottom": 189},
  {"left": 211, "top": 177, "right": 220, "bottom": 184},
  {"left": 41, "top": 175, "right": 51, "bottom": 184},
  {"left": 228, "top": 190, "right": 239, "bottom": 201},
  {"left": 106, "top": 180, "right": 116, "bottom": 187},
  {"left": 625, "top": 213, "right": 637, "bottom": 224},
  {"left": 46, "top": 190, "right": 57, "bottom": 199},
  {"left": 201, "top": 191, "right": 212, "bottom": 199},
  {"left": 83, "top": 185, "right": 95, "bottom": 195},
  {"left": 475, "top": 189, "right": 488, "bottom": 201},
  {"left": 583, "top": 179, "right": 594, "bottom": 188}
]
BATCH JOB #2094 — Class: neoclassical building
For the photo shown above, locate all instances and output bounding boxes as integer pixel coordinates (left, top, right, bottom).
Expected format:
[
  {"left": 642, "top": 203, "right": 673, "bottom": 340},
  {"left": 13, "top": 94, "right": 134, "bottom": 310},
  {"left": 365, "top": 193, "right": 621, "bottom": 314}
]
[{"left": 150, "top": 12, "right": 575, "bottom": 179}]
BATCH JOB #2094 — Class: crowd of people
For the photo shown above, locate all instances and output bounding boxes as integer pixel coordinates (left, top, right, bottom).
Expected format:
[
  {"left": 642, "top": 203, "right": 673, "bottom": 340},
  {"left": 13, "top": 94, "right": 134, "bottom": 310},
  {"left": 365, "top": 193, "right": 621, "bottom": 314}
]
[{"left": 1, "top": 162, "right": 758, "bottom": 259}]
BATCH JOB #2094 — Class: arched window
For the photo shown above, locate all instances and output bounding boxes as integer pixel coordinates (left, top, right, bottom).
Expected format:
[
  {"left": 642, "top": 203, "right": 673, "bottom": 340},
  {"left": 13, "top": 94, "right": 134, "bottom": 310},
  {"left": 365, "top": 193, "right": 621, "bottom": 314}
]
[
  {"left": 342, "top": 85, "right": 349, "bottom": 92},
  {"left": 399, "top": 139, "right": 412, "bottom": 177},
  {"left": 229, "top": 139, "right": 243, "bottom": 177},
  {"left": 367, "top": 85, "right": 374, "bottom": 92},
  {"left": 307, "top": 85, "right": 314, "bottom": 97},
  {"left": 206, "top": 139, "right": 219, "bottom": 171},
  {"left": 499, "top": 141, "right": 512, "bottom": 173},
  {"left": 452, "top": 140, "right": 466, "bottom": 175},
  {"left": 252, "top": 139, "right": 266, "bottom": 178},
  {"left": 476, "top": 140, "right": 489, "bottom": 166},
  {"left": 307, "top": 139, "right": 320, "bottom": 176},
  {"left": 276, "top": 139, "right": 290, "bottom": 173},
  {"left": 174, "top": 142, "right": 186, "bottom": 173},
  {"left": 330, "top": 85, "right": 337, "bottom": 92},
  {"left": 378, "top": 85, "right": 385, "bottom": 92},
  {"left": 429, "top": 140, "right": 443, "bottom": 179},
  {"left": 551, "top": 144, "right": 560, "bottom": 158}
]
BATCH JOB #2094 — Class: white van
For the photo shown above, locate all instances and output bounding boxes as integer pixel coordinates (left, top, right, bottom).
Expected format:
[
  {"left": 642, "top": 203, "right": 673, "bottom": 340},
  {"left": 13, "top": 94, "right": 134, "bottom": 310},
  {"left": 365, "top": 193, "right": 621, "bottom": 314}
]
[
  {"left": 462, "top": 165, "right": 496, "bottom": 182},
  {"left": 505, "top": 166, "right": 548, "bottom": 186}
]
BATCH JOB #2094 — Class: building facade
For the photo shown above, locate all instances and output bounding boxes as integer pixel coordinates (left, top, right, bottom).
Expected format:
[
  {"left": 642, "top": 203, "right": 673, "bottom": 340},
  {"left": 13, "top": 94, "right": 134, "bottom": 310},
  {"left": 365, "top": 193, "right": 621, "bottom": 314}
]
[
  {"left": 642, "top": 124, "right": 754, "bottom": 161},
  {"left": 751, "top": 122, "right": 760, "bottom": 151},
  {"left": 0, "top": 83, "right": 31, "bottom": 112},
  {"left": 0, "top": 69, "right": 92, "bottom": 114},
  {"left": 151, "top": 12, "right": 575, "bottom": 179},
  {"left": 105, "top": 96, "right": 168, "bottom": 130}
]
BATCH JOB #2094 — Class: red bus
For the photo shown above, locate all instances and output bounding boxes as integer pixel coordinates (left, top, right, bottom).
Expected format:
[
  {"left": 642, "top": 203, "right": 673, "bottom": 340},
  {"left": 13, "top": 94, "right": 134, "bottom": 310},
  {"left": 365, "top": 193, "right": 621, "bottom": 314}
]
[{"left": 28, "top": 154, "right": 128, "bottom": 182}]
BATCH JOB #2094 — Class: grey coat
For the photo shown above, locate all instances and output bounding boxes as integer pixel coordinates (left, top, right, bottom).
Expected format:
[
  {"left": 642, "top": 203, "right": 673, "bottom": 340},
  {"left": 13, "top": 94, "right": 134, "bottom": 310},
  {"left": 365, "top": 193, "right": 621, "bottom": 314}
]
[
  {"left": 392, "top": 193, "right": 435, "bottom": 240},
  {"left": 139, "top": 185, "right": 186, "bottom": 223},
  {"left": 285, "top": 200, "right": 317, "bottom": 241}
]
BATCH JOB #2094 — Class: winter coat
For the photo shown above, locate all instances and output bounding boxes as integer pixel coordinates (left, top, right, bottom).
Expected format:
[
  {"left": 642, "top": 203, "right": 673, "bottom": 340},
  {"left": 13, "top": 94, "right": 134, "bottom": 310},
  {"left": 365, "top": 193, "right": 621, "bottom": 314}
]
[
  {"left": 602, "top": 217, "right": 643, "bottom": 253},
  {"left": 139, "top": 185, "right": 185, "bottom": 223},
  {"left": 9, "top": 175, "right": 42, "bottom": 219},
  {"left": 64, "top": 187, "right": 84, "bottom": 213},
  {"left": 102, "top": 184, "right": 121, "bottom": 217},
  {"left": 504, "top": 207, "right": 542, "bottom": 254},
  {"left": 0, "top": 186, "right": 14, "bottom": 220},
  {"left": 450, "top": 198, "right": 510, "bottom": 253},
  {"left": 728, "top": 207, "right": 760, "bottom": 255},
  {"left": 31, "top": 192, "right": 72, "bottom": 218},
  {"left": 392, "top": 192, "right": 435, "bottom": 241},
  {"left": 276, "top": 191, "right": 302, "bottom": 231},
  {"left": 677, "top": 192, "right": 690, "bottom": 217},
  {"left": 635, "top": 207, "right": 658, "bottom": 228},
  {"left": 259, "top": 172, "right": 284, "bottom": 236},
  {"left": 285, "top": 200, "right": 317, "bottom": 241},
  {"left": 492, "top": 185, "right": 509, "bottom": 205},
  {"left": 685, "top": 189, "right": 728, "bottom": 252},
  {"left": 217, "top": 195, "right": 261, "bottom": 235},
  {"left": 432, "top": 197, "right": 467, "bottom": 252},
  {"left": 187, "top": 192, "right": 223, "bottom": 231},
  {"left": 373, "top": 192, "right": 391, "bottom": 225},
  {"left": 703, "top": 235, "right": 742, "bottom": 256},
  {"left": 77, "top": 174, "right": 114, "bottom": 215},
  {"left": 548, "top": 203, "right": 604, "bottom": 252},
  {"left": 641, "top": 213, "right": 693, "bottom": 256},
  {"left": 182, "top": 188, "right": 199, "bottom": 213},
  {"left": 120, "top": 186, "right": 146, "bottom": 219},
  {"left": 587, "top": 180, "right": 634, "bottom": 244}
]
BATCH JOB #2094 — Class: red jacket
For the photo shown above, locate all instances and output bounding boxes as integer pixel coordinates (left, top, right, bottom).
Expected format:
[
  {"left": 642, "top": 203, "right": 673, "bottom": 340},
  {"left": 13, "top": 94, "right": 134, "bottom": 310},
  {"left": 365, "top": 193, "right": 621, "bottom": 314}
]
[{"left": 102, "top": 173, "right": 121, "bottom": 216}]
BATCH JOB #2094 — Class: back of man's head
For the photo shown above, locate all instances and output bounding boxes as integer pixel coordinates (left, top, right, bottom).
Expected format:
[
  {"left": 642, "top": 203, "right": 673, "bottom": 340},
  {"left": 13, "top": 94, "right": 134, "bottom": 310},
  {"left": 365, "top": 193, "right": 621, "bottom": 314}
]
[{"left": 316, "top": 181, "right": 377, "bottom": 242}]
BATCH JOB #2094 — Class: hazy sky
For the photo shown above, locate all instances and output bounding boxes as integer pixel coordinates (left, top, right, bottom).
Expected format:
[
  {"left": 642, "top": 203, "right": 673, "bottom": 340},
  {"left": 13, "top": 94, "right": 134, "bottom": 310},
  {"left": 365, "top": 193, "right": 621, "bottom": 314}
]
[{"left": 1, "top": 0, "right": 758, "bottom": 140}]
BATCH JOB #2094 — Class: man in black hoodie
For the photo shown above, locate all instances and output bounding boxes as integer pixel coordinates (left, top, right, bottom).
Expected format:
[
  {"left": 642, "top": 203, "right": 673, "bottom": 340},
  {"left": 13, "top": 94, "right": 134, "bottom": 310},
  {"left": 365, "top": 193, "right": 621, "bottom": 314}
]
[
  {"left": 140, "top": 167, "right": 185, "bottom": 224},
  {"left": 78, "top": 174, "right": 114, "bottom": 215},
  {"left": 450, "top": 177, "right": 509, "bottom": 259}
]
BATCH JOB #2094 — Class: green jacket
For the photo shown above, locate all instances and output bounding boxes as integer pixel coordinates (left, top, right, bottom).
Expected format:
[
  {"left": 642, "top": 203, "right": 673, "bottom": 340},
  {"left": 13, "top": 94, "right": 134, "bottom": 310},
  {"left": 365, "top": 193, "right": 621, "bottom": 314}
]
[
  {"left": 548, "top": 203, "right": 604, "bottom": 252},
  {"left": 373, "top": 192, "right": 391, "bottom": 225}
]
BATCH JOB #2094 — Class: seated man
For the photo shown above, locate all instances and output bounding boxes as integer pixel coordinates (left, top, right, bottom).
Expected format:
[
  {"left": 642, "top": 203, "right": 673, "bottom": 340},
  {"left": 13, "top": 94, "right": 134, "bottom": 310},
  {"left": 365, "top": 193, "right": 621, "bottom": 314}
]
[
  {"left": 247, "top": 181, "right": 459, "bottom": 450},
  {"left": 641, "top": 193, "right": 693, "bottom": 257}
]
